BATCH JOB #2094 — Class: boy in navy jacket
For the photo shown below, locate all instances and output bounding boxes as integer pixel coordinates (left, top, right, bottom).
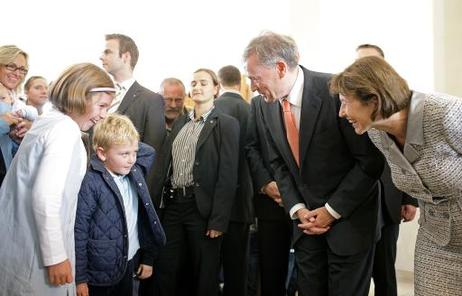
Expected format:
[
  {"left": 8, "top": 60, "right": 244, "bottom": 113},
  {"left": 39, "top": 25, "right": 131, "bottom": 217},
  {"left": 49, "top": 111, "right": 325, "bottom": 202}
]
[{"left": 75, "top": 114, "right": 166, "bottom": 296}]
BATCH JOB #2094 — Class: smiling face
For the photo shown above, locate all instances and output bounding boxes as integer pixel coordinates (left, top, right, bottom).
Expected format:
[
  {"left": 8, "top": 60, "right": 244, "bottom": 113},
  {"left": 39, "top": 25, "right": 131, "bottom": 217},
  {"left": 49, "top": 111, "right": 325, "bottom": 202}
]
[
  {"left": 0, "top": 54, "right": 27, "bottom": 91},
  {"left": 245, "top": 54, "right": 285, "bottom": 103},
  {"left": 97, "top": 140, "right": 138, "bottom": 176},
  {"left": 339, "top": 94, "right": 377, "bottom": 134},
  {"left": 70, "top": 92, "right": 113, "bottom": 131}
]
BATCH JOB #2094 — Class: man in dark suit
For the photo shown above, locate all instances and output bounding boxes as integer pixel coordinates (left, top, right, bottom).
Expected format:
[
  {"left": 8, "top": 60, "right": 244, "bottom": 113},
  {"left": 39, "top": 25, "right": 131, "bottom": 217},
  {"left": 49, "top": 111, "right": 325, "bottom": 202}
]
[
  {"left": 100, "top": 33, "right": 166, "bottom": 153},
  {"left": 215, "top": 65, "right": 254, "bottom": 296},
  {"left": 357, "top": 43, "right": 418, "bottom": 296},
  {"left": 243, "top": 32, "right": 384, "bottom": 296},
  {"left": 100, "top": 33, "right": 166, "bottom": 296},
  {"left": 245, "top": 94, "right": 292, "bottom": 296}
]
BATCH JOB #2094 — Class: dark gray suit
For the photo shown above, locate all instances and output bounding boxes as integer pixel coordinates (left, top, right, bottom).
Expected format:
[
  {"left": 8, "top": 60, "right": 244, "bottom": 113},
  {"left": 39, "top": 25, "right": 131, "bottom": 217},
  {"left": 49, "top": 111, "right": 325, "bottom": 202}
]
[
  {"left": 215, "top": 92, "right": 253, "bottom": 296},
  {"left": 264, "top": 66, "right": 384, "bottom": 296},
  {"left": 117, "top": 81, "right": 166, "bottom": 152}
]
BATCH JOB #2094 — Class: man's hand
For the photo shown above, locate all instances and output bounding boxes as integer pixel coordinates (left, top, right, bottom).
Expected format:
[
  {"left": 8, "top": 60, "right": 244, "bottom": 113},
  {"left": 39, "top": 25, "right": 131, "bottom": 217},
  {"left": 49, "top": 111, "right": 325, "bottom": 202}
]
[
  {"left": 76, "top": 283, "right": 89, "bottom": 296},
  {"left": 206, "top": 229, "right": 223, "bottom": 238},
  {"left": 262, "top": 181, "right": 283, "bottom": 206},
  {"left": 47, "top": 259, "right": 73, "bottom": 286},
  {"left": 401, "top": 204, "right": 417, "bottom": 222},
  {"left": 137, "top": 264, "right": 153, "bottom": 279},
  {"left": 296, "top": 208, "right": 330, "bottom": 235}
]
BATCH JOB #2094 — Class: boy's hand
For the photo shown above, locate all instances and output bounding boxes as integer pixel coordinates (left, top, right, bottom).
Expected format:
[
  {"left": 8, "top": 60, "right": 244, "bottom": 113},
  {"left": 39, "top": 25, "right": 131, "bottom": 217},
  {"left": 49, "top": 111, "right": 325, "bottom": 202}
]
[
  {"left": 137, "top": 264, "right": 153, "bottom": 279},
  {"left": 76, "top": 283, "right": 89, "bottom": 296}
]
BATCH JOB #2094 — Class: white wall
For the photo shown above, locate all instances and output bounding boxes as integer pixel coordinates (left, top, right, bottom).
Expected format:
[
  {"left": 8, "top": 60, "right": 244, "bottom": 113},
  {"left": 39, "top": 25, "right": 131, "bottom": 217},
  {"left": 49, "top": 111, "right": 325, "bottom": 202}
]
[{"left": 3, "top": 0, "right": 433, "bottom": 95}]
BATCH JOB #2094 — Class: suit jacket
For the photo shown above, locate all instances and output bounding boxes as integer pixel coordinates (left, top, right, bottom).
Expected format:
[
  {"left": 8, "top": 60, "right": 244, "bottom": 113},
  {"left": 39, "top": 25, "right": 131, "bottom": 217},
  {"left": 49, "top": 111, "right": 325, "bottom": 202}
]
[
  {"left": 265, "top": 66, "right": 384, "bottom": 256},
  {"left": 151, "top": 108, "right": 240, "bottom": 232},
  {"left": 245, "top": 96, "right": 287, "bottom": 221},
  {"left": 215, "top": 92, "right": 254, "bottom": 223},
  {"left": 118, "top": 81, "right": 166, "bottom": 152},
  {"left": 368, "top": 91, "right": 462, "bottom": 247}
]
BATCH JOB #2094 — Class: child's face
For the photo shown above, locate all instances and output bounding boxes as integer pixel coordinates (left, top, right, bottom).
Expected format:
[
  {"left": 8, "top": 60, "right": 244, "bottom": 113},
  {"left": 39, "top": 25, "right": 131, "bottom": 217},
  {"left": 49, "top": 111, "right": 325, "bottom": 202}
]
[{"left": 97, "top": 140, "right": 139, "bottom": 176}]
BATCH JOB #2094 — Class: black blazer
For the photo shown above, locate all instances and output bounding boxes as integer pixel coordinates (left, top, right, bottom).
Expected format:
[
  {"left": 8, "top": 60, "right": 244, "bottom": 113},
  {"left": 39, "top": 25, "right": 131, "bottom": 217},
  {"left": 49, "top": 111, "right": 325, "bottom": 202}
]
[
  {"left": 118, "top": 81, "right": 166, "bottom": 152},
  {"left": 265, "top": 66, "right": 384, "bottom": 256},
  {"left": 152, "top": 108, "right": 240, "bottom": 232},
  {"left": 245, "top": 96, "right": 287, "bottom": 221},
  {"left": 215, "top": 92, "right": 254, "bottom": 223}
]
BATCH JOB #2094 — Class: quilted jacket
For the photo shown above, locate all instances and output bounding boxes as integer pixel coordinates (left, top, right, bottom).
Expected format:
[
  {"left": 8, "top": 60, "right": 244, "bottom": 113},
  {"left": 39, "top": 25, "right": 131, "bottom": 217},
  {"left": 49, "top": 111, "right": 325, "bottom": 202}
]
[{"left": 75, "top": 142, "right": 166, "bottom": 286}]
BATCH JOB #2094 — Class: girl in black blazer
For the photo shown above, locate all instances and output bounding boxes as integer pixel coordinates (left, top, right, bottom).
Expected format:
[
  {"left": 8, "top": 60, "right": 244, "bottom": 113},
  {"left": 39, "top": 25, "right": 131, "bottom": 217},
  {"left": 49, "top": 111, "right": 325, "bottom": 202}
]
[{"left": 153, "top": 69, "right": 240, "bottom": 296}]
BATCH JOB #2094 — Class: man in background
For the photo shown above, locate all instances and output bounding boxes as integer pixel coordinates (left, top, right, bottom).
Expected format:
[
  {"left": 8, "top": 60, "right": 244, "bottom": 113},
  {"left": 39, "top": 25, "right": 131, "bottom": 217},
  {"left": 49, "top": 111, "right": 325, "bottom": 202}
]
[
  {"left": 215, "top": 65, "right": 253, "bottom": 296},
  {"left": 159, "top": 77, "right": 187, "bottom": 132},
  {"left": 356, "top": 43, "right": 418, "bottom": 296}
]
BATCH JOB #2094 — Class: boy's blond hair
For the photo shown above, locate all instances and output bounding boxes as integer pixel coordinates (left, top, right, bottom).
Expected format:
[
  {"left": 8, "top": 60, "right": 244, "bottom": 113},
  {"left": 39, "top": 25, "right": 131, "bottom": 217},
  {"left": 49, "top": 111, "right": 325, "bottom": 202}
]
[{"left": 92, "top": 113, "right": 139, "bottom": 151}]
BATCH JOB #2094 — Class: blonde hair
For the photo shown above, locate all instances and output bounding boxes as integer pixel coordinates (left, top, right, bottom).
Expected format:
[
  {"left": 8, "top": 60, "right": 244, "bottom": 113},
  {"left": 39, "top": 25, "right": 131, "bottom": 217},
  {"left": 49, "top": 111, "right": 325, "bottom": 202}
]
[
  {"left": 0, "top": 45, "right": 29, "bottom": 93},
  {"left": 49, "top": 63, "right": 114, "bottom": 115},
  {"left": 92, "top": 113, "right": 139, "bottom": 151}
]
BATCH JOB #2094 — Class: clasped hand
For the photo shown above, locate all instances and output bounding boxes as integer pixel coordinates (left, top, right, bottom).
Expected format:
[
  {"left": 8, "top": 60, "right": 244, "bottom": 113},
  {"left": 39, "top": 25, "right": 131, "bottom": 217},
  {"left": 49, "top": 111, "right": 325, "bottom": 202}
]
[{"left": 296, "top": 207, "right": 335, "bottom": 235}]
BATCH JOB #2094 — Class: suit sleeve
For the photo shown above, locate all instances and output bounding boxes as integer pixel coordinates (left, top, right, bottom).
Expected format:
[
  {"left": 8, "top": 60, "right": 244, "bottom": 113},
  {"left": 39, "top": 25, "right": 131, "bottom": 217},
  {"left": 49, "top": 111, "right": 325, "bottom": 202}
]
[
  {"left": 208, "top": 116, "right": 240, "bottom": 231},
  {"left": 137, "top": 142, "right": 156, "bottom": 177},
  {"left": 245, "top": 98, "right": 273, "bottom": 190},
  {"left": 142, "top": 93, "right": 166, "bottom": 152},
  {"left": 326, "top": 106, "right": 384, "bottom": 218}
]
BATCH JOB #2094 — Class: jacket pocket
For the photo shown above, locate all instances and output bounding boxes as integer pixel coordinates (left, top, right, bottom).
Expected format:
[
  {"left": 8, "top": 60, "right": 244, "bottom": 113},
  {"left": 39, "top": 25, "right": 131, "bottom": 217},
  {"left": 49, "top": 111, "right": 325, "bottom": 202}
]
[
  {"left": 87, "top": 239, "right": 118, "bottom": 271},
  {"left": 420, "top": 203, "right": 451, "bottom": 246}
]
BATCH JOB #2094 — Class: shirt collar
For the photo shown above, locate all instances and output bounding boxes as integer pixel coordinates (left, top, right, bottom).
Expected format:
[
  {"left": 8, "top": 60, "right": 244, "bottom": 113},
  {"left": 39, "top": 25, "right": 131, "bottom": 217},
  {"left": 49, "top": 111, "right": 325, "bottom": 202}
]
[
  {"left": 278, "top": 66, "right": 303, "bottom": 107},
  {"left": 404, "top": 91, "right": 425, "bottom": 146},
  {"left": 187, "top": 106, "right": 215, "bottom": 122},
  {"left": 220, "top": 89, "right": 242, "bottom": 96},
  {"left": 117, "top": 77, "right": 136, "bottom": 91}
]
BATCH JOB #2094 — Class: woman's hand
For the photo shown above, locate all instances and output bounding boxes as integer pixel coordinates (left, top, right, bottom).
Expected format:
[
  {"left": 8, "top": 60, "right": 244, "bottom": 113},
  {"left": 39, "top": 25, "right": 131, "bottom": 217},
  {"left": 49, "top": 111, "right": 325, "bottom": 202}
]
[{"left": 47, "top": 259, "right": 73, "bottom": 286}]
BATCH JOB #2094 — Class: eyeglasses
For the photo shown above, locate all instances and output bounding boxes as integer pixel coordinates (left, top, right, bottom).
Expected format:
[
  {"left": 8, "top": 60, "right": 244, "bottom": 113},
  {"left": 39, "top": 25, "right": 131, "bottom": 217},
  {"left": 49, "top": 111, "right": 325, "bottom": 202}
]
[{"left": 3, "top": 63, "right": 28, "bottom": 75}]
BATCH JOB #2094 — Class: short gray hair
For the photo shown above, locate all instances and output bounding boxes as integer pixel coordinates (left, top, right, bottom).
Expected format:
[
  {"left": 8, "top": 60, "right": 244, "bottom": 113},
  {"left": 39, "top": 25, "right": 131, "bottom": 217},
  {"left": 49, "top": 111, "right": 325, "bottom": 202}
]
[{"left": 243, "top": 32, "right": 299, "bottom": 69}]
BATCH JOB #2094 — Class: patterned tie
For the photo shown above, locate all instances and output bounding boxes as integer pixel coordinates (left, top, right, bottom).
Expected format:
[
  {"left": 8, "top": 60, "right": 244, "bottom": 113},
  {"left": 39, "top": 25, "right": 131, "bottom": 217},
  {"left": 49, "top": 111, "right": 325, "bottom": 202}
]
[
  {"left": 282, "top": 98, "right": 300, "bottom": 167},
  {"left": 108, "top": 83, "right": 124, "bottom": 113}
]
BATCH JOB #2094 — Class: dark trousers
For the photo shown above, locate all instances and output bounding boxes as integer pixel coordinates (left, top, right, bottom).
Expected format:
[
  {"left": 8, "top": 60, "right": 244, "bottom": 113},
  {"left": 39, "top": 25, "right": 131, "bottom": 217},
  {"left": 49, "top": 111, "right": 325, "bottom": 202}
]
[
  {"left": 257, "top": 219, "right": 292, "bottom": 296},
  {"left": 222, "top": 221, "right": 250, "bottom": 296},
  {"left": 372, "top": 222, "right": 399, "bottom": 296},
  {"left": 295, "top": 234, "right": 375, "bottom": 296},
  {"left": 156, "top": 199, "right": 222, "bottom": 296},
  {"left": 88, "top": 256, "right": 138, "bottom": 296}
]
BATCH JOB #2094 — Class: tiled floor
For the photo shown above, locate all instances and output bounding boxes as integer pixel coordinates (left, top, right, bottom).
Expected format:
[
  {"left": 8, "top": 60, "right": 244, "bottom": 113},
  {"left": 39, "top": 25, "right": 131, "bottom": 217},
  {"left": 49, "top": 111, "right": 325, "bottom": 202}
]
[{"left": 369, "top": 270, "right": 414, "bottom": 296}]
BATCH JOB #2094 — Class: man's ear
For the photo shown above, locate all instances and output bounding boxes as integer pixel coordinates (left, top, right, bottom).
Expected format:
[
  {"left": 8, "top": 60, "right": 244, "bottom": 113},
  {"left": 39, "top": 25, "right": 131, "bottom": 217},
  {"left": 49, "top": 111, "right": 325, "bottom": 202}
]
[
  {"left": 96, "top": 146, "right": 106, "bottom": 162},
  {"left": 276, "top": 61, "right": 287, "bottom": 78},
  {"left": 121, "top": 51, "right": 131, "bottom": 65}
]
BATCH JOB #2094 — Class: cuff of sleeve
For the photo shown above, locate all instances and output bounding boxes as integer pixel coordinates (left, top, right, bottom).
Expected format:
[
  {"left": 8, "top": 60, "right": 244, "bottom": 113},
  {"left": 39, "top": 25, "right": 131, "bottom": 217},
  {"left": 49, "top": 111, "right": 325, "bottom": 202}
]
[
  {"left": 289, "top": 203, "right": 306, "bottom": 220},
  {"left": 325, "top": 203, "right": 341, "bottom": 219}
]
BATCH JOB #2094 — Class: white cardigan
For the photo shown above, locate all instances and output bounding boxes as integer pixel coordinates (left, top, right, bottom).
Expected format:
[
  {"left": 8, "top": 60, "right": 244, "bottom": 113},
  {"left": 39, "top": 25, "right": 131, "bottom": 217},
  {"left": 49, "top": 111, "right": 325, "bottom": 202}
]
[{"left": 0, "top": 109, "right": 86, "bottom": 296}]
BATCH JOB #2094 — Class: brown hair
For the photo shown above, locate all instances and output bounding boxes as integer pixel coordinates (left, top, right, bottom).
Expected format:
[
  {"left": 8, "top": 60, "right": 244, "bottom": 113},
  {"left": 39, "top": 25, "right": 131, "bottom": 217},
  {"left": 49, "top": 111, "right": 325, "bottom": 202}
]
[
  {"left": 49, "top": 63, "right": 114, "bottom": 115},
  {"left": 218, "top": 65, "right": 241, "bottom": 87},
  {"left": 105, "top": 34, "right": 139, "bottom": 70},
  {"left": 356, "top": 44, "right": 385, "bottom": 58},
  {"left": 24, "top": 76, "right": 47, "bottom": 91},
  {"left": 193, "top": 68, "right": 220, "bottom": 98},
  {"left": 330, "top": 56, "right": 411, "bottom": 119}
]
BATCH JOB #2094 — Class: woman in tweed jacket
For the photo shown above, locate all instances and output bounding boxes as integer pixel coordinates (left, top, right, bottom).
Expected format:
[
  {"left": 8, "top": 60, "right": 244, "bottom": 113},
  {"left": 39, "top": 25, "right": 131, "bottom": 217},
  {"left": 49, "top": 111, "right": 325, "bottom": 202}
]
[{"left": 330, "top": 56, "right": 462, "bottom": 295}]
